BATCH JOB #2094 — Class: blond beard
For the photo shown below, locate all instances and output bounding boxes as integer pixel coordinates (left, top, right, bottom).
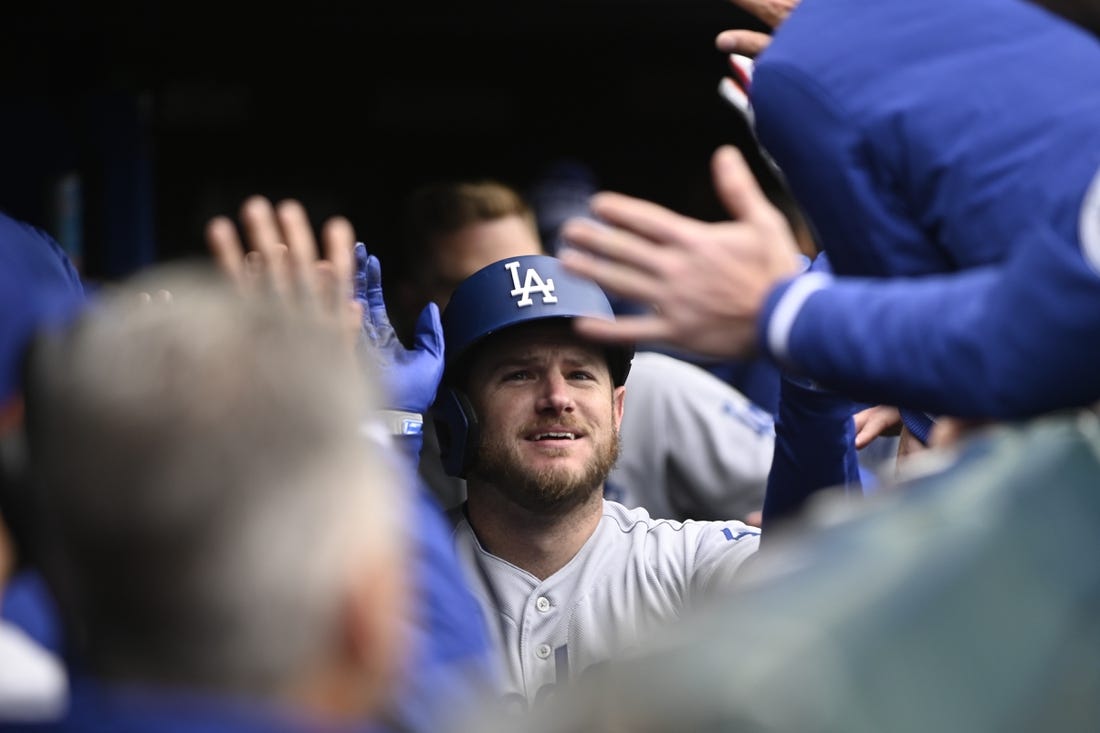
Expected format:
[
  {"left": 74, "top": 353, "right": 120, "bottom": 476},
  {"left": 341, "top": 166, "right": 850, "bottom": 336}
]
[{"left": 471, "top": 427, "right": 621, "bottom": 515}]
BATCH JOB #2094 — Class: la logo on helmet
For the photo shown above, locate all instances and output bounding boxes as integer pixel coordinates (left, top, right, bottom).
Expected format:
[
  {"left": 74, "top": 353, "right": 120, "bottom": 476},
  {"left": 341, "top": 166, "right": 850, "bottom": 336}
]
[{"left": 505, "top": 260, "right": 558, "bottom": 307}]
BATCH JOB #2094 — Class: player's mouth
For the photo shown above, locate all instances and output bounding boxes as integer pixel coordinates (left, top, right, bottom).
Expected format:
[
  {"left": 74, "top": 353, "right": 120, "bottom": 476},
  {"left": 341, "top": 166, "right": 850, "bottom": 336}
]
[{"left": 525, "top": 428, "right": 585, "bottom": 442}]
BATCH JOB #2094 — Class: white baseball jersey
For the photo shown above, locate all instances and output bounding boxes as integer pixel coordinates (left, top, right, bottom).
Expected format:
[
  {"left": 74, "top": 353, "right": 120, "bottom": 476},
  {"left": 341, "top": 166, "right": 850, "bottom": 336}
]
[{"left": 452, "top": 500, "right": 760, "bottom": 708}]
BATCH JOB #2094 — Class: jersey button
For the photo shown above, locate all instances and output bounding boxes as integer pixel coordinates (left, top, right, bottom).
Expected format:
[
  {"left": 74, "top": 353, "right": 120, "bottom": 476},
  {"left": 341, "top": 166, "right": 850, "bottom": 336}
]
[
  {"left": 535, "top": 643, "right": 552, "bottom": 660},
  {"left": 536, "top": 596, "right": 551, "bottom": 613}
]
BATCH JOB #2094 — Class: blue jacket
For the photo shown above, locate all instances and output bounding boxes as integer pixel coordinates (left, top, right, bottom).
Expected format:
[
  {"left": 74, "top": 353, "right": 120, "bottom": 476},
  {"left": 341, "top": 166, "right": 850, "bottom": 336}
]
[
  {"left": 751, "top": 0, "right": 1100, "bottom": 417},
  {"left": 0, "top": 679, "right": 358, "bottom": 733}
]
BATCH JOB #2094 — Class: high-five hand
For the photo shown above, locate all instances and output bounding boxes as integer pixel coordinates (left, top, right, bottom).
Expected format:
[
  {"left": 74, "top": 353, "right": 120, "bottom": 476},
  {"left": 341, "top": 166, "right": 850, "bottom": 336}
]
[{"left": 560, "top": 146, "right": 801, "bottom": 359}]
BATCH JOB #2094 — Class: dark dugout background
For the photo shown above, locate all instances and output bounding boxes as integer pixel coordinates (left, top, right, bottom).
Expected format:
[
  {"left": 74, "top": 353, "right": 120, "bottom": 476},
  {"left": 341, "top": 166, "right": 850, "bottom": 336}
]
[{"left": 2, "top": 0, "right": 766, "bottom": 284}]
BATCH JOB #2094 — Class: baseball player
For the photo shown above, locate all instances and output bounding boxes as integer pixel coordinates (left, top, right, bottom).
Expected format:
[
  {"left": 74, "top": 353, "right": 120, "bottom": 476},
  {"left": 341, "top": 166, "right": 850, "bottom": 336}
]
[
  {"left": 353, "top": 238, "right": 861, "bottom": 709},
  {"left": 397, "top": 179, "right": 775, "bottom": 522},
  {"left": 431, "top": 254, "right": 765, "bottom": 708}
]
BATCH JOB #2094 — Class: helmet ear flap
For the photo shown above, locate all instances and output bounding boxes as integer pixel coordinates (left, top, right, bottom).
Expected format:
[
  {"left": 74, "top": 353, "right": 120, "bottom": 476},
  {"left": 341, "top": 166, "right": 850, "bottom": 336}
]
[{"left": 430, "top": 388, "right": 480, "bottom": 479}]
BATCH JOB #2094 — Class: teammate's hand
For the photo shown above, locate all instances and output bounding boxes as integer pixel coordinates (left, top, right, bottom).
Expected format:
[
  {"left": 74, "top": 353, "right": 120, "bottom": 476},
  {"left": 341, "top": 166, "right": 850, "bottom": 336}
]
[
  {"left": 354, "top": 243, "right": 444, "bottom": 414},
  {"left": 716, "top": 29, "right": 773, "bottom": 57},
  {"left": 853, "top": 405, "right": 903, "bottom": 449},
  {"left": 559, "top": 145, "right": 801, "bottom": 359},
  {"left": 205, "top": 196, "right": 358, "bottom": 339},
  {"left": 724, "top": 0, "right": 799, "bottom": 29}
]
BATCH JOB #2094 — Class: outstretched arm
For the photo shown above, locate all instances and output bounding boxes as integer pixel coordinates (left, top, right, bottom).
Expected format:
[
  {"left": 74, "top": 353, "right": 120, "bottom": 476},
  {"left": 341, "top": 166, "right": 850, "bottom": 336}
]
[
  {"left": 760, "top": 254, "right": 861, "bottom": 536},
  {"left": 762, "top": 209, "right": 1100, "bottom": 418},
  {"left": 563, "top": 138, "right": 1100, "bottom": 419}
]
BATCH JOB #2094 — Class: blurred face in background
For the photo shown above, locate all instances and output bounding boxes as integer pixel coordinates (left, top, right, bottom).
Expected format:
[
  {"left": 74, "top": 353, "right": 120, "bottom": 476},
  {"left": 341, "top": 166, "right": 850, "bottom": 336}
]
[{"left": 426, "top": 214, "right": 543, "bottom": 309}]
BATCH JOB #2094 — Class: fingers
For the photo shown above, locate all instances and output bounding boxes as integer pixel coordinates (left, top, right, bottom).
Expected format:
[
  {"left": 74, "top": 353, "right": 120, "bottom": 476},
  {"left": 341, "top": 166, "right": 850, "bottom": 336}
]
[
  {"left": 854, "top": 423, "right": 874, "bottom": 450},
  {"left": 412, "top": 302, "right": 444, "bottom": 359},
  {"left": 222, "top": 195, "right": 361, "bottom": 314},
  {"left": 711, "top": 146, "right": 779, "bottom": 226},
  {"left": 312, "top": 261, "right": 341, "bottom": 313},
  {"left": 726, "top": 0, "right": 799, "bottom": 29},
  {"left": 240, "top": 196, "right": 283, "bottom": 261},
  {"left": 571, "top": 313, "right": 673, "bottom": 346},
  {"left": 275, "top": 199, "right": 320, "bottom": 288},
  {"left": 239, "top": 196, "right": 293, "bottom": 294},
  {"left": 712, "top": 146, "right": 792, "bottom": 245},
  {"left": 584, "top": 192, "right": 704, "bottom": 252},
  {"left": 715, "top": 29, "right": 773, "bottom": 57},
  {"left": 853, "top": 405, "right": 902, "bottom": 448},
  {"left": 364, "top": 254, "right": 391, "bottom": 329},
  {"left": 561, "top": 214, "right": 673, "bottom": 274},
  {"left": 558, "top": 245, "right": 667, "bottom": 307},
  {"left": 344, "top": 300, "right": 364, "bottom": 349},
  {"left": 321, "top": 216, "right": 355, "bottom": 309},
  {"left": 352, "top": 242, "right": 370, "bottom": 300},
  {"left": 853, "top": 406, "right": 872, "bottom": 432},
  {"left": 206, "top": 216, "right": 246, "bottom": 288}
]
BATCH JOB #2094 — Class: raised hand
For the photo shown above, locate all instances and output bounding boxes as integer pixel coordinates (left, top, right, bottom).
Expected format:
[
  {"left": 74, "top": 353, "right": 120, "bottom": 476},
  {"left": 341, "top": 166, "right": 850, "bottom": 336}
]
[
  {"left": 559, "top": 146, "right": 801, "bottom": 359},
  {"left": 354, "top": 243, "right": 444, "bottom": 415},
  {"left": 205, "top": 195, "right": 355, "bottom": 320}
]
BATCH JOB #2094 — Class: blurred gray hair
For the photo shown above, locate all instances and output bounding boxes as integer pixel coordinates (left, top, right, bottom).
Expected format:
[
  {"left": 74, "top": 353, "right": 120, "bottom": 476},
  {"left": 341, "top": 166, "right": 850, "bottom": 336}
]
[{"left": 25, "top": 264, "right": 405, "bottom": 695}]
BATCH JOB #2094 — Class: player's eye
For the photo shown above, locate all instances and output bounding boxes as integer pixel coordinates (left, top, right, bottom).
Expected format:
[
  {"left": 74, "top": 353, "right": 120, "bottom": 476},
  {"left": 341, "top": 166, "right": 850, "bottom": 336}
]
[
  {"left": 502, "top": 370, "right": 532, "bottom": 382},
  {"left": 569, "top": 370, "right": 596, "bottom": 381}
]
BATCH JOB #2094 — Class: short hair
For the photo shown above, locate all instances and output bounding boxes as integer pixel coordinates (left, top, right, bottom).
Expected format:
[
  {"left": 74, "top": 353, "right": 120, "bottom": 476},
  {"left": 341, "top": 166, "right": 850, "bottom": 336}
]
[
  {"left": 400, "top": 181, "right": 539, "bottom": 278},
  {"left": 24, "top": 266, "right": 405, "bottom": 696}
]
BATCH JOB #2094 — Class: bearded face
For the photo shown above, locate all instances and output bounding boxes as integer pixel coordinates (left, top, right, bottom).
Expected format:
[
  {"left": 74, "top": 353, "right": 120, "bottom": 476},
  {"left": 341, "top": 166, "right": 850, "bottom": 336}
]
[
  {"left": 471, "top": 401, "right": 621, "bottom": 514},
  {"left": 464, "top": 322, "right": 626, "bottom": 515}
]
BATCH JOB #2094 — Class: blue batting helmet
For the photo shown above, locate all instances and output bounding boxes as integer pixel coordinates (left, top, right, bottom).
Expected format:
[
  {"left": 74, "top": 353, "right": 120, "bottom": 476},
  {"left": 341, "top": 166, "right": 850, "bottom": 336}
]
[{"left": 432, "top": 255, "right": 633, "bottom": 477}]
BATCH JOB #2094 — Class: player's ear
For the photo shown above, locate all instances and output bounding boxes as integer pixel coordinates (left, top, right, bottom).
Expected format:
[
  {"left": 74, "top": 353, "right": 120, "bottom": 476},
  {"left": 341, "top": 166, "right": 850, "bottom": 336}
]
[{"left": 612, "top": 385, "right": 625, "bottom": 431}]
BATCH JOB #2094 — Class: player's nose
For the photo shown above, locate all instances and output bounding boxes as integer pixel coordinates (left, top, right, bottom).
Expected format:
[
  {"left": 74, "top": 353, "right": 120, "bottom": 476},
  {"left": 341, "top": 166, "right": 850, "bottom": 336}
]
[{"left": 535, "top": 372, "right": 574, "bottom": 414}]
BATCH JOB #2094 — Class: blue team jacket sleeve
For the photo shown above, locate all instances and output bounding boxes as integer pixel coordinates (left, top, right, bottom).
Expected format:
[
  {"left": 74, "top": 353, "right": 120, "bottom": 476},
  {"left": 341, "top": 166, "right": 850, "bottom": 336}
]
[
  {"left": 761, "top": 211, "right": 1100, "bottom": 419},
  {"left": 761, "top": 254, "right": 861, "bottom": 534},
  {"left": 761, "top": 375, "right": 861, "bottom": 535}
]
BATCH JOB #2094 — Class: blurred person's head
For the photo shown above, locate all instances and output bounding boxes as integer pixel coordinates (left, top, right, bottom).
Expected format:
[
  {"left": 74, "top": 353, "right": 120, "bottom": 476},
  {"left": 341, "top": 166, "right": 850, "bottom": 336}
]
[
  {"left": 400, "top": 181, "right": 543, "bottom": 312},
  {"left": 23, "top": 266, "right": 409, "bottom": 722}
]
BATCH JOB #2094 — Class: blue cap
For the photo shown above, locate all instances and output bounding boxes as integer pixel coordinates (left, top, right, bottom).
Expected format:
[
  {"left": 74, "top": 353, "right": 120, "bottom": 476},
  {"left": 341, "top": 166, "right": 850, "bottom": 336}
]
[
  {"left": 441, "top": 255, "right": 632, "bottom": 386},
  {"left": 0, "top": 212, "right": 85, "bottom": 405}
]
